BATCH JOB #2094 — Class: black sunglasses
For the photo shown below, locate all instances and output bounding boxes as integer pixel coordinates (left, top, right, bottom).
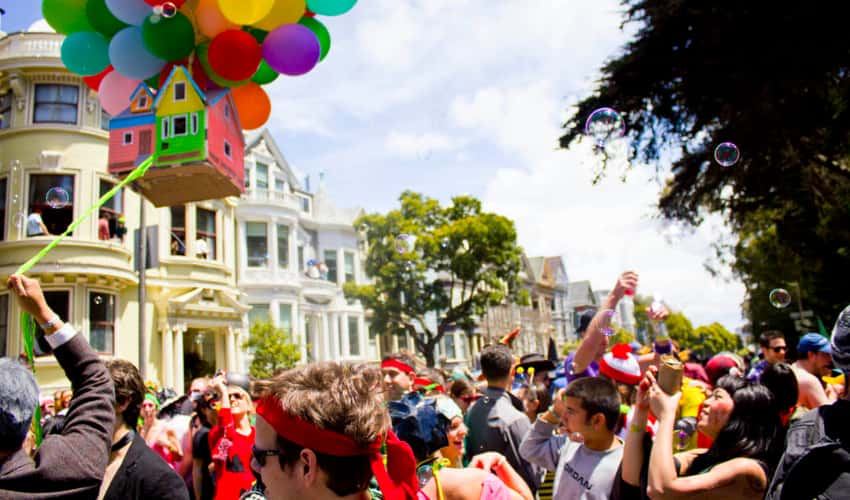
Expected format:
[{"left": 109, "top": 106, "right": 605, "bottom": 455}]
[
  {"left": 252, "top": 446, "right": 283, "bottom": 467},
  {"left": 771, "top": 346, "right": 788, "bottom": 353}
]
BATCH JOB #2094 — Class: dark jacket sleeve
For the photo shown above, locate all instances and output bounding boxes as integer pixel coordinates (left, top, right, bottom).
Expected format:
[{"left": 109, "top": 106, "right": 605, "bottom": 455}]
[{"left": 0, "top": 334, "right": 115, "bottom": 498}]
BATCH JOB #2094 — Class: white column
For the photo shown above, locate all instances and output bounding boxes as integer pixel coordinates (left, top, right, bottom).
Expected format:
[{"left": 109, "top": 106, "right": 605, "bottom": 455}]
[
  {"left": 173, "top": 327, "right": 184, "bottom": 393},
  {"left": 359, "top": 315, "right": 368, "bottom": 359},
  {"left": 321, "top": 313, "right": 331, "bottom": 361},
  {"left": 289, "top": 226, "right": 297, "bottom": 271},
  {"left": 329, "top": 313, "right": 339, "bottom": 360},
  {"left": 298, "top": 309, "right": 308, "bottom": 362},
  {"left": 160, "top": 328, "right": 174, "bottom": 388},
  {"left": 341, "top": 313, "right": 350, "bottom": 358},
  {"left": 226, "top": 326, "right": 237, "bottom": 371},
  {"left": 234, "top": 329, "right": 244, "bottom": 372},
  {"left": 214, "top": 330, "right": 225, "bottom": 372}
]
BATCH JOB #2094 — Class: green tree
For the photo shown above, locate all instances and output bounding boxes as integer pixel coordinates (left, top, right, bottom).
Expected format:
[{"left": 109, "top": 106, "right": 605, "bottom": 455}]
[
  {"left": 610, "top": 327, "right": 635, "bottom": 347},
  {"left": 559, "top": 1, "right": 850, "bottom": 330},
  {"left": 693, "top": 323, "right": 741, "bottom": 359},
  {"left": 344, "top": 191, "right": 526, "bottom": 366},
  {"left": 242, "top": 320, "right": 302, "bottom": 379}
]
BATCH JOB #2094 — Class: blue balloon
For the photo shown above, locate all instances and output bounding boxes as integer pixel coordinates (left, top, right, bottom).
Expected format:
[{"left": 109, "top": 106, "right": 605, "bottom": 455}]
[
  {"left": 109, "top": 26, "right": 165, "bottom": 80},
  {"left": 61, "top": 31, "right": 110, "bottom": 76},
  {"left": 105, "top": 0, "right": 151, "bottom": 26},
  {"left": 306, "top": 0, "right": 357, "bottom": 16}
]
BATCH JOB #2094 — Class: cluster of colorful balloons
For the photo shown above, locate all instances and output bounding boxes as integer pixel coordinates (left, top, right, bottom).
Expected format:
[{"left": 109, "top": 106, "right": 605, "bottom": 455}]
[{"left": 45, "top": 0, "right": 355, "bottom": 129}]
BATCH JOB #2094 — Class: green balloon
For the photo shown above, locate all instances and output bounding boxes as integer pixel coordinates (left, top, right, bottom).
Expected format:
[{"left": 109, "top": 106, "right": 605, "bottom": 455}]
[
  {"left": 43, "top": 0, "right": 95, "bottom": 35},
  {"left": 86, "top": 0, "right": 127, "bottom": 38},
  {"left": 298, "top": 17, "right": 331, "bottom": 62},
  {"left": 145, "top": 74, "right": 160, "bottom": 91},
  {"left": 142, "top": 12, "right": 196, "bottom": 62},
  {"left": 243, "top": 26, "right": 269, "bottom": 45},
  {"left": 251, "top": 60, "right": 279, "bottom": 85}
]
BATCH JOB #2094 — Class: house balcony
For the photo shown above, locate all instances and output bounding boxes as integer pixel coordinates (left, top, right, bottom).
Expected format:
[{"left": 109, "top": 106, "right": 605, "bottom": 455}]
[
  {"left": 300, "top": 275, "right": 339, "bottom": 305},
  {"left": 0, "top": 237, "right": 136, "bottom": 287},
  {"left": 240, "top": 188, "right": 310, "bottom": 216},
  {"left": 0, "top": 32, "right": 64, "bottom": 71}
]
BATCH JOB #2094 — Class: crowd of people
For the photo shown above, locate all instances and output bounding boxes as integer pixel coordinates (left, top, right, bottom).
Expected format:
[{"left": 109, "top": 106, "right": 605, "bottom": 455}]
[{"left": 0, "top": 271, "right": 848, "bottom": 499}]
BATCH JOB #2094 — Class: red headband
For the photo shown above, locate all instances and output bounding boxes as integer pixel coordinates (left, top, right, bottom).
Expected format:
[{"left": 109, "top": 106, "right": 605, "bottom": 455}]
[
  {"left": 256, "top": 396, "right": 418, "bottom": 500},
  {"left": 381, "top": 359, "right": 415, "bottom": 375}
]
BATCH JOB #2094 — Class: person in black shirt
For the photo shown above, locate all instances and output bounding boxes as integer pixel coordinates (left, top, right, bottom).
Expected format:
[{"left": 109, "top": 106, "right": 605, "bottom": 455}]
[{"left": 192, "top": 391, "right": 218, "bottom": 500}]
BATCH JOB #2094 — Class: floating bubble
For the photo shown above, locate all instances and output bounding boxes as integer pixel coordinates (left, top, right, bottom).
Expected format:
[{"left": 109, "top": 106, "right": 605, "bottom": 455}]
[
  {"left": 396, "top": 234, "right": 414, "bottom": 254},
  {"left": 439, "top": 237, "right": 450, "bottom": 250},
  {"left": 161, "top": 1, "right": 177, "bottom": 17},
  {"left": 714, "top": 142, "right": 740, "bottom": 167},
  {"left": 769, "top": 288, "right": 792, "bottom": 309},
  {"left": 14, "top": 212, "right": 25, "bottom": 228},
  {"left": 601, "top": 309, "right": 617, "bottom": 336},
  {"left": 10, "top": 194, "right": 18, "bottom": 205},
  {"left": 46, "top": 187, "right": 70, "bottom": 209},
  {"left": 94, "top": 295, "right": 103, "bottom": 305},
  {"left": 585, "top": 107, "right": 625, "bottom": 147}
]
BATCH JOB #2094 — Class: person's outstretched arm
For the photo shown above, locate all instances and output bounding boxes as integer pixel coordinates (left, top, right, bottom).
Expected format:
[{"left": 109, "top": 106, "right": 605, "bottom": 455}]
[
  {"left": 572, "top": 272, "right": 637, "bottom": 374},
  {"left": 622, "top": 368, "right": 654, "bottom": 486},
  {"left": 4, "top": 275, "right": 115, "bottom": 496}
]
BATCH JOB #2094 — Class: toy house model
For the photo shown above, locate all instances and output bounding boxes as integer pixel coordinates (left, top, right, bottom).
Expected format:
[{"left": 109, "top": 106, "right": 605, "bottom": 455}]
[{"left": 108, "top": 66, "right": 245, "bottom": 207}]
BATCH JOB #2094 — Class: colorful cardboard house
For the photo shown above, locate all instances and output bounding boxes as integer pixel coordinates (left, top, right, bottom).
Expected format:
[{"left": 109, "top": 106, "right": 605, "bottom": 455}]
[{"left": 108, "top": 66, "right": 245, "bottom": 207}]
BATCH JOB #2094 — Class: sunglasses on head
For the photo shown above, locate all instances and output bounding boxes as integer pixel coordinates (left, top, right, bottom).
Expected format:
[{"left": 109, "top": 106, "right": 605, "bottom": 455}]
[
  {"left": 771, "top": 346, "right": 788, "bottom": 353},
  {"left": 252, "top": 445, "right": 283, "bottom": 467}
]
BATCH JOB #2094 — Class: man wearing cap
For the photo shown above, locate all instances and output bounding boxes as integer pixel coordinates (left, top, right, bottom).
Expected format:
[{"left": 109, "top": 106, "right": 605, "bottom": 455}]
[
  {"left": 381, "top": 353, "right": 417, "bottom": 401},
  {"left": 252, "top": 362, "right": 418, "bottom": 500},
  {"left": 793, "top": 333, "right": 838, "bottom": 409}
]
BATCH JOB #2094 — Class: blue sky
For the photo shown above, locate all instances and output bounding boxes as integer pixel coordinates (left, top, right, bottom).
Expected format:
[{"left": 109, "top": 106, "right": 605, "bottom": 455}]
[{"left": 2, "top": 1, "right": 747, "bottom": 332}]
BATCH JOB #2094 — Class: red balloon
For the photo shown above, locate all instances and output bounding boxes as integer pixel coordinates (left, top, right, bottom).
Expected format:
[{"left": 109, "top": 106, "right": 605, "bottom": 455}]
[
  {"left": 191, "top": 57, "right": 214, "bottom": 92},
  {"left": 304, "top": 8, "right": 316, "bottom": 17},
  {"left": 208, "top": 30, "right": 262, "bottom": 82},
  {"left": 84, "top": 65, "right": 113, "bottom": 91}
]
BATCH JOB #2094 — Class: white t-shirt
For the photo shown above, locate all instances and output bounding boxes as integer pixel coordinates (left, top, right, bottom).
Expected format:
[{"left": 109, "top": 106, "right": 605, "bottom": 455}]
[{"left": 27, "top": 212, "right": 46, "bottom": 236}]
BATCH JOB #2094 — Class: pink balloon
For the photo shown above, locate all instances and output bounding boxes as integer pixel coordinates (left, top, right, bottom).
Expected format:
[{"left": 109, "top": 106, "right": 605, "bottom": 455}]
[{"left": 99, "top": 70, "right": 142, "bottom": 115}]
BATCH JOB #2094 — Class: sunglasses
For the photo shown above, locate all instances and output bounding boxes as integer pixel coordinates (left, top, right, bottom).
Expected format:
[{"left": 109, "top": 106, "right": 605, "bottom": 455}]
[
  {"left": 771, "top": 346, "right": 788, "bottom": 353},
  {"left": 229, "top": 393, "right": 245, "bottom": 401},
  {"left": 252, "top": 445, "right": 283, "bottom": 467}
]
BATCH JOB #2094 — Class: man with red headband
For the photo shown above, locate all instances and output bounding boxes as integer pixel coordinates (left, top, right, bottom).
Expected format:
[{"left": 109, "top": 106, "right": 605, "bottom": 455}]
[
  {"left": 381, "top": 353, "right": 417, "bottom": 401},
  {"left": 253, "top": 362, "right": 419, "bottom": 500}
]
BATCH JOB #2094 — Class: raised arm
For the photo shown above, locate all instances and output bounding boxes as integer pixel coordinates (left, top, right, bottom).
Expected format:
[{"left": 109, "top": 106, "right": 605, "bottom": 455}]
[
  {"left": 622, "top": 368, "right": 655, "bottom": 486},
  {"left": 572, "top": 272, "right": 637, "bottom": 374},
  {"left": 518, "top": 388, "right": 568, "bottom": 471}
]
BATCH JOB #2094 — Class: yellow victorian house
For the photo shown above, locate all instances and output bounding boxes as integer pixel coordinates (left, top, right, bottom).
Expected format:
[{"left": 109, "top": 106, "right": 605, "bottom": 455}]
[{"left": 0, "top": 29, "right": 248, "bottom": 394}]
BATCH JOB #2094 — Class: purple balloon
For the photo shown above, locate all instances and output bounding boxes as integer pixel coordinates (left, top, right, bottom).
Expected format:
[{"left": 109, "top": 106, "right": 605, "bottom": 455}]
[{"left": 262, "top": 24, "right": 321, "bottom": 77}]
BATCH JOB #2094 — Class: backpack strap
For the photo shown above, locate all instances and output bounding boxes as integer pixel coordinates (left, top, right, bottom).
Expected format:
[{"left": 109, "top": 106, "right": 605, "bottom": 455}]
[{"left": 779, "top": 443, "right": 850, "bottom": 500}]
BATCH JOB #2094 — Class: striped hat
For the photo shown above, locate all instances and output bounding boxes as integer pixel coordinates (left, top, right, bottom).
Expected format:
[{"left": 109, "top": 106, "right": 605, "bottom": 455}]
[{"left": 600, "top": 343, "right": 642, "bottom": 385}]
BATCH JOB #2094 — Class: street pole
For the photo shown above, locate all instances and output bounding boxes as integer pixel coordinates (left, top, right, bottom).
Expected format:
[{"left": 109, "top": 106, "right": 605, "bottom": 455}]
[{"left": 137, "top": 190, "right": 148, "bottom": 379}]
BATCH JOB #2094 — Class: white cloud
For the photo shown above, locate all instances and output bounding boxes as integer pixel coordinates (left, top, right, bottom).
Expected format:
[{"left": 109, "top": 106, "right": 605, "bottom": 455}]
[{"left": 385, "top": 131, "right": 461, "bottom": 158}]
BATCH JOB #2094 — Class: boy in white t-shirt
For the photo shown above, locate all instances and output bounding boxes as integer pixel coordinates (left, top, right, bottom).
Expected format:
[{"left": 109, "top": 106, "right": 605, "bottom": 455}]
[{"left": 520, "top": 377, "right": 624, "bottom": 500}]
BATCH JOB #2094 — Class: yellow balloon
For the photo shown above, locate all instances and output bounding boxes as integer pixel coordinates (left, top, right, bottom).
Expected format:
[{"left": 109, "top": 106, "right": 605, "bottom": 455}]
[
  {"left": 218, "top": 0, "right": 274, "bottom": 25},
  {"left": 253, "top": 0, "right": 306, "bottom": 31}
]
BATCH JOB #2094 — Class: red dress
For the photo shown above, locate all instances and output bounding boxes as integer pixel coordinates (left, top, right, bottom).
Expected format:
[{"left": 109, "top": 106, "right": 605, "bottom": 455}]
[{"left": 208, "top": 408, "right": 256, "bottom": 500}]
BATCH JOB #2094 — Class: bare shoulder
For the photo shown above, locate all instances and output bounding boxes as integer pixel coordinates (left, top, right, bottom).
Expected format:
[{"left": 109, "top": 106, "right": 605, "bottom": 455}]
[{"left": 423, "top": 468, "right": 489, "bottom": 500}]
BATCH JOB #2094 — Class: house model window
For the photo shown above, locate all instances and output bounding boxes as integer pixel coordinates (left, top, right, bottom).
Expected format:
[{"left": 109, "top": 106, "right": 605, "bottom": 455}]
[
  {"left": 161, "top": 119, "right": 169, "bottom": 139},
  {"left": 224, "top": 139, "right": 232, "bottom": 159},
  {"left": 138, "top": 95, "right": 148, "bottom": 108},
  {"left": 123, "top": 131, "right": 133, "bottom": 145},
  {"left": 191, "top": 112, "right": 198, "bottom": 135},
  {"left": 224, "top": 103, "right": 230, "bottom": 119},
  {"left": 173, "top": 115, "right": 188, "bottom": 136},
  {"left": 174, "top": 82, "right": 186, "bottom": 101}
]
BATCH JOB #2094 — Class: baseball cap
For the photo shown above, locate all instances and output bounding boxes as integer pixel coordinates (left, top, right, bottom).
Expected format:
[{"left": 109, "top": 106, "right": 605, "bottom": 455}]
[{"left": 797, "top": 333, "right": 832, "bottom": 355}]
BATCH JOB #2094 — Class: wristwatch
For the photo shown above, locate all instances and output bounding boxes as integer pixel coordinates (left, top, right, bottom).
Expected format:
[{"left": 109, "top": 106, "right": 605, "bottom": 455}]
[{"left": 39, "top": 315, "right": 61, "bottom": 331}]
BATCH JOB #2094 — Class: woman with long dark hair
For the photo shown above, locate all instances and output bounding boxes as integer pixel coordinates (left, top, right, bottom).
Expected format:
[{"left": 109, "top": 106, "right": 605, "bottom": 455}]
[{"left": 622, "top": 371, "right": 785, "bottom": 499}]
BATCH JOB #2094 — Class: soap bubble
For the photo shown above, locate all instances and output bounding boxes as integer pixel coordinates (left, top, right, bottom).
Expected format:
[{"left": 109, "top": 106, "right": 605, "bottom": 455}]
[
  {"left": 161, "top": 1, "right": 177, "bottom": 17},
  {"left": 601, "top": 309, "right": 617, "bottom": 336},
  {"left": 714, "top": 142, "right": 740, "bottom": 167},
  {"left": 94, "top": 295, "right": 103, "bottom": 305},
  {"left": 10, "top": 194, "right": 18, "bottom": 205},
  {"left": 396, "top": 234, "right": 414, "bottom": 254},
  {"left": 585, "top": 107, "right": 625, "bottom": 147},
  {"left": 46, "top": 187, "right": 70, "bottom": 209},
  {"left": 769, "top": 288, "right": 792, "bottom": 309}
]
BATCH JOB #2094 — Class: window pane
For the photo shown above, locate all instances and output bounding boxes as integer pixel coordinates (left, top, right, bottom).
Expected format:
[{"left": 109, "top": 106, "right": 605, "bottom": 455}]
[
  {"left": 89, "top": 292, "right": 115, "bottom": 353},
  {"left": 0, "top": 178, "right": 6, "bottom": 241},
  {"left": 445, "top": 334, "right": 456, "bottom": 360},
  {"left": 246, "top": 222, "right": 268, "bottom": 267},
  {"left": 248, "top": 304, "right": 270, "bottom": 326},
  {"left": 276, "top": 224, "right": 289, "bottom": 268},
  {"left": 324, "top": 250, "right": 337, "bottom": 282},
  {"left": 275, "top": 179, "right": 285, "bottom": 192},
  {"left": 256, "top": 163, "right": 269, "bottom": 189},
  {"left": 34, "top": 85, "right": 78, "bottom": 124},
  {"left": 173, "top": 116, "right": 187, "bottom": 136},
  {"left": 101, "top": 110, "right": 110, "bottom": 131},
  {"left": 0, "top": 92, "right": 11, "bottom": 129},
  {"left": 0, "top": 295, "right": 7, "bottom": 357},
  {"left": 278, "top": 304, "right": 292, "bottom": 333},
  {"left": 28, "top": 174, "right": 74, "bottom": 236},
  {"left": 170, "top": 206, "right": 186, "bottom": 255},
  {"left": 344, "top": 252, "right": 355, "bottom": 283},
  {"left": 348, "top": 317, "right": 360, "bottom": 356},
  {"left": 196, "top": 208, "right": 217, "bottom": 260}
]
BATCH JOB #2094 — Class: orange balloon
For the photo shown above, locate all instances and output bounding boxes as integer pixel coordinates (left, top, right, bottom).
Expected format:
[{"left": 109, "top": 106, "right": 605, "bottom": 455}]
[
  {"left": 231, "top": 83, "right": 271, "bottom": 130},
  {"left": 196, "top": 0, "right": 239, "bottom": 38}
]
